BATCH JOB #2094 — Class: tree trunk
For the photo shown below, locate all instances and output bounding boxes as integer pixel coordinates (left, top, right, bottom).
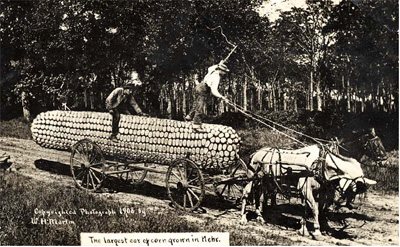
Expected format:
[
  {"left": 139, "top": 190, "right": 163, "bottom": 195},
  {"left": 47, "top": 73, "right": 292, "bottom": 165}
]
[
  {"left": 277, "top": 80, "right": 281, "bottom": 111},
  {"left": 21, "top": 91, "right": 31, "bottom": 121},
  {"left": 257, "top": 80, "right": 263, "bottom": 111},
  {"left": 266, "top": 91, "right": 270, "bottom": 110},
  {"left": 84, "top": 89, "right": 88, "bottom": 109},
  {"left": 167, "top": 83, "right": 175, "bottom": 119},
  {"left": 272, "top": 85, "right": 277, "bottom": 111},
  {"left": 316, "top": 73, "right": 322, "bottom": 111},
  {"left": 293, "top": 96, "right": 298, "bottom": 113},
  {"left": 243, "top": 76, "right": 248, "bottom": 111},
  {"left": 160, "top": 91, "right": 164, "bottom": 116},
  {"left": 283, "top": 92, "right": 287, "bottom": 111},
  {"left": 346, "top": 76, "right": 351, "bottom": 113},
  {"left": 308, "top": 70, "right": 314, "bottom": 111},
  {"left": 111, "top": 71, "right": 116, "bottom": 88},
  {"left": 353, "top": 85, "right": 358, "bottom": 113},
  {"left": 182, "top": 74, "right": 187, "bottom": 116},
  {"left": 90, "top": 90, "right": 95, "bottom": 110},
  {"left": 361, "top": 93, "right": 365, "bottom": 113}
]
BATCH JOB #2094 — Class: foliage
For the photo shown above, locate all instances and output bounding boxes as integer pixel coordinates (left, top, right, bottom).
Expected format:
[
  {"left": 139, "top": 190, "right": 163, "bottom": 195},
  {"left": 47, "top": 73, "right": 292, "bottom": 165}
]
[
  {"left": 1, "top": 0, "right": 397, "bottom": 119},
  {"left": 363, "top": 150, "right": 399, "bottom": 192}
]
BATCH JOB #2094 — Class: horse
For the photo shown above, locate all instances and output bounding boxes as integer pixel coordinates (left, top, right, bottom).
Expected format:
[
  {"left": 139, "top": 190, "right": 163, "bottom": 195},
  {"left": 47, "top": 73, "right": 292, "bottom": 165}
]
[
  {"left": 337, "top": 128, "right": 388, "bottom": 166},
  {"left": 240, "top": 144, "right": 376, "bottom": 239}
]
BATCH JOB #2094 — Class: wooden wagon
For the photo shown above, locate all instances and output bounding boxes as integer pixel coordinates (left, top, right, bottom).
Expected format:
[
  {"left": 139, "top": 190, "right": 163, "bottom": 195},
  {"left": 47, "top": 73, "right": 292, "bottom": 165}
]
[{"left": 31, "top": 110, "right": 249, "bottom": 211}]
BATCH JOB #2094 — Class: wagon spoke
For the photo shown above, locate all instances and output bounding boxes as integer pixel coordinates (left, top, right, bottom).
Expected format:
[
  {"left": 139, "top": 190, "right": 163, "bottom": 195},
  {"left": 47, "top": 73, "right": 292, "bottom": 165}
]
[
  {"left": 214, "top": 158, "right": 247, "bottom": 203},
  {"left": 188, "top": 188, "right": 199, "bottom": 201},
  {"left": 76, "top": 169, "right": 85, "bottom": 180},
  {"left": 89, "top": 170, "right": 95, "bottom": 188},
  {"left": 233, "top": 184, "right": 241, "bottom": 192},
  {"left": 231, "top": 185, "right": 240, "bottom": 198},
  {"left": 188, "top": 184, "right": 202, "bottom": 190},
  {"left": 73, "top": 157, "right": 86, "bottom": 166},
  {"left": 177, "top": 165, "right": 184, "bottom": 180},
  {"left": 90, "top": 167, "right": 102, "bottom": 173},
  {"left": 219, "top": 183, "right": 228, "bottom": 196},
  {"left": 88, "top": 151, "right": 96, "bottom": 164},
  {"left": 78, "top": 146, "right": 88, "bottom": 161},
  {"left": 188, "top": 177, "right": 199, "bottom": 185},
  {"left": 187, "top": 191, "right": 194, "bottom": 208},
  {"left": 88, "top": 162, "right": 104, "bottom": 167},
  {"left": 84, "top": 146, "right": 92, "bottom": 163},
  {"left": 187, "top": 166, "right": 194, "bottom": 179},
  {"left": 171, "top": 171, "right": 182, "bottom": 181},
  {"left": 75, "top": 148, "right": 83, "bottom": 158},
  {"left": 86, "top": 173, "right": 90, "bottom": 189},
  {"left": 91, "top": 170, "right": 102, "bottom": 184},
  {"left": 89, "top": 150, "right": 98, "bottom": 164},
  {"left": 166, "top": 159, "right": 204, "bottom": 211},
  {"left": 71, "top": 139, "right": 105, "bottom": 192}
]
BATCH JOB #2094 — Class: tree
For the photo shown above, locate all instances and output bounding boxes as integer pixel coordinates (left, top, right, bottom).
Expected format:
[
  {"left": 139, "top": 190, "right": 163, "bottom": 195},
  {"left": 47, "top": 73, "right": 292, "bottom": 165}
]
[
  {"left": 275, "top": 0, "right": 337, "bottom": 111},
  {"left": 327, "top": 0, "right": 398, "bottom": 113}
]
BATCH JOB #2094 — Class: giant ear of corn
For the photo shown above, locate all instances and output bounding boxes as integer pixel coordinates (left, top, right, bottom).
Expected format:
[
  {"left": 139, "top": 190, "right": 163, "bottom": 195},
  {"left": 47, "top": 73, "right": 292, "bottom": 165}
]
[{"left": 31, "top": 110, "right": 241, "bottom": 168}]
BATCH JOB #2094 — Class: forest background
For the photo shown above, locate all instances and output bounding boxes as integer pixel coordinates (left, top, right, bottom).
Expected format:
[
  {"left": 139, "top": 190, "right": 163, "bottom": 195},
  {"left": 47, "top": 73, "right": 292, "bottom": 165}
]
[{"left": 1, "top": 0, "right": 398, "bottom": 149}]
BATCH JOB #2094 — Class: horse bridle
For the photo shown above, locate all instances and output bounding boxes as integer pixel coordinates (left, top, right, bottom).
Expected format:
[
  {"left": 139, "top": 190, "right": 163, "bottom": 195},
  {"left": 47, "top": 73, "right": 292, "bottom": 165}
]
[{"left": 311, "top": 147, "right": 367, "bottom": 203}]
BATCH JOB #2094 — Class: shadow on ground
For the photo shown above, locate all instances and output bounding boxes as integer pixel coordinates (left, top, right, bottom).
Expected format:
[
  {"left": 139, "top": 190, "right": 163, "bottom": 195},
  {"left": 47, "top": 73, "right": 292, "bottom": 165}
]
[
  {"left": 243, "top": 200, "right": 375, "bottom": 240},
  {"left": 34, "top": 159, "right": 238, "bottom": 212}
]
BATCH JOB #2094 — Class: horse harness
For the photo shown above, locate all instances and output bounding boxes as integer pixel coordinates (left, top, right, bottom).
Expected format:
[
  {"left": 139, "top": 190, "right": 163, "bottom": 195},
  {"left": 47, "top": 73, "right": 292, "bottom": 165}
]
[
  {"left": 311, "top": 145, "right": 368, "bottom": 203},
  {"left": 251, "top": 144, "right": 368, "bottom": 203}
]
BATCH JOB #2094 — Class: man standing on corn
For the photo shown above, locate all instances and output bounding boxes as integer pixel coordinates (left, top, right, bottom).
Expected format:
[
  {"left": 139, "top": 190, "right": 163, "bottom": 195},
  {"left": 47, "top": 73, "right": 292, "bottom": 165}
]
[
  {"left": 106, "top": 72, "right": 148, "bottom": 140},
  {"left": 185, "top": 60, "right": 229, "bottom": 129}
]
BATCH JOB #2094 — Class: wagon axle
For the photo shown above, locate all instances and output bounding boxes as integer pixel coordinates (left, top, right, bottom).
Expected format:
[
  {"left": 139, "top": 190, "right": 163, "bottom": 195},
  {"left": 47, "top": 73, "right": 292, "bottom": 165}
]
[{"left": 69, "top": 139, "right": 248, "bottom": 211}]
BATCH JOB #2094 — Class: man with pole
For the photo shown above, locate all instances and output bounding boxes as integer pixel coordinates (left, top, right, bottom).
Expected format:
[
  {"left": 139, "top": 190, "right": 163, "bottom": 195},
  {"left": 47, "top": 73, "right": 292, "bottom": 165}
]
[{"left": 185, "top": 60, "right": 230, "bottom": 129}]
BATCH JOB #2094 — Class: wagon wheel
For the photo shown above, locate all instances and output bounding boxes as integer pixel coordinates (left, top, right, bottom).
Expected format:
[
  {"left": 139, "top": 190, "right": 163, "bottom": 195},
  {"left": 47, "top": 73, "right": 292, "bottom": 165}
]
[
  {"left": 70, "top": 139, "right": 105, "bottom": 192},
  {"left": 214, "top": 158, "right": 248, "bottom": 203},
  {"left": 117, "top": 164, "right": 148, "bottom": 185},
  {"left": 166, "top": 158, "right": 205, "bottom": 211}
]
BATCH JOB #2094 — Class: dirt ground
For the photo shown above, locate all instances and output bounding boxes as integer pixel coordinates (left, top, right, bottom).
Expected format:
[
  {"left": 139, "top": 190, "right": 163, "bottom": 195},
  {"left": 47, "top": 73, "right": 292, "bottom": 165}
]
[{"left": 1, "top": 137, "right": 399, "bottom": 246}]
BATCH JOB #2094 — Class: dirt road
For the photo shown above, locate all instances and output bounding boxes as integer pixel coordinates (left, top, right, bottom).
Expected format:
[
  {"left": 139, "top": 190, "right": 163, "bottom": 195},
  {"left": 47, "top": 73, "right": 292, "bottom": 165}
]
[{"left": 1, "top": 137, "right": 398, "bottom": 246}]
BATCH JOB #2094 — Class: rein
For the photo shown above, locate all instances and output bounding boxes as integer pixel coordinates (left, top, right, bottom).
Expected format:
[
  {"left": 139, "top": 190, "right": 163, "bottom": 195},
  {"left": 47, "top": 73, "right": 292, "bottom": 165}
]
[{"left": 314, "top": 148, "right": 368, "bottom": 203}]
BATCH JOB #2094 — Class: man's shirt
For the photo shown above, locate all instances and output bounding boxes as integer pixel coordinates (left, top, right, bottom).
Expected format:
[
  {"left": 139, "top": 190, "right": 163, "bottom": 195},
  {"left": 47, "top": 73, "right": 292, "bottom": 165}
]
[{"left": 105, "top": 87, "right": 143, "bottom": 114}]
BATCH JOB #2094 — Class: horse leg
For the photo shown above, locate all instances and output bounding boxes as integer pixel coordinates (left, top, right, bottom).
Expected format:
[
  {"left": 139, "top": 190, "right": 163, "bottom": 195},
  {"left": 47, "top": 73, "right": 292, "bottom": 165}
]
[
  {"left": 271, "top": 191, "right": 277, "bottom": 207},
  {"left": 319, "top": 203, "right": 331, "bottom": 234},
  {"left": 318, "top": 188, "right": 334, "bottom": 233},
  {"left": 240, "top": 181, "right": 252, "bottom": 224},
  {"left": 298, "top": 178, "right": 322, "bottom": 239},
  {"left": 255, "top": 185, "right": 265, "bottom": 224}
]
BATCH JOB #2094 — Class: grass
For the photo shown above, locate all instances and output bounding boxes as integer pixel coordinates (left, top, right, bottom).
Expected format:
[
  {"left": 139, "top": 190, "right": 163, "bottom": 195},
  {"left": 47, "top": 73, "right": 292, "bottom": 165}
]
[
  {"left": 363, "top": 150, "right": 399, "bottom": 193},
  {"left": 238, "top": 127, "right": 306, "bottom": 163},
  {"left": 0, "top": 117, "right": 32, "bottom": 139},
  {"left": 0, "top": 172, "right": 296, "bottom": 246}
]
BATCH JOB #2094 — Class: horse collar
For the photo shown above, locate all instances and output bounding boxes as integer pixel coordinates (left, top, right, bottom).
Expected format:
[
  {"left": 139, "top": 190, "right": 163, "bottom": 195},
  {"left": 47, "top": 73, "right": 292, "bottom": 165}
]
[{"left": 310, "top": 146, "right": 328, "bottom": 183}]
